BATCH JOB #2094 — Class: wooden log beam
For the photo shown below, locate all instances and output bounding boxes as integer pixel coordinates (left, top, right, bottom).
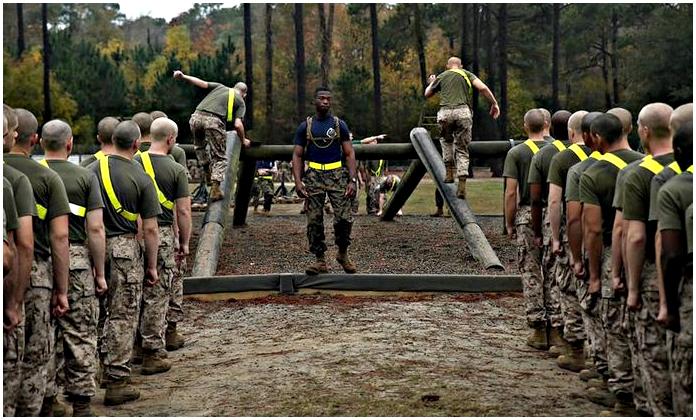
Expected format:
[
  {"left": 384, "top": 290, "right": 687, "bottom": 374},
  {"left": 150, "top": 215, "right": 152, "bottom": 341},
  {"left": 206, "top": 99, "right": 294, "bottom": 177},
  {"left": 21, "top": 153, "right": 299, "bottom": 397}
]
[
  {"left": 232, "top": 158, "right": 257, "bottom": 226},
  {"left": 380, "top": 159, "right": 427, "bottom": 221}
]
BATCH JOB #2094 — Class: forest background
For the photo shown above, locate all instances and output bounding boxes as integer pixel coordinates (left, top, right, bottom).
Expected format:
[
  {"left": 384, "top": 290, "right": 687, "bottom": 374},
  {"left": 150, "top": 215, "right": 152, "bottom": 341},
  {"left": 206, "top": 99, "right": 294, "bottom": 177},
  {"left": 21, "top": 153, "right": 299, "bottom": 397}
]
[{"left": 2, "top": 3, "right": 693, "bottom": 154}]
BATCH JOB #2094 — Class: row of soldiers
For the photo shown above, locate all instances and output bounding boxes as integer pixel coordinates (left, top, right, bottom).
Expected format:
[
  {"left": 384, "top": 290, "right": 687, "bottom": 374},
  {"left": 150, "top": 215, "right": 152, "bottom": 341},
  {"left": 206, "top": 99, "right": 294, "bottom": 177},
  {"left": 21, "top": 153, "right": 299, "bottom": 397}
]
[
  {"left": 504, "top": 103, "right": 692, "bottom": 416},
  {"left": 3, "top": 106, "right": 192, "bottom": 415}
]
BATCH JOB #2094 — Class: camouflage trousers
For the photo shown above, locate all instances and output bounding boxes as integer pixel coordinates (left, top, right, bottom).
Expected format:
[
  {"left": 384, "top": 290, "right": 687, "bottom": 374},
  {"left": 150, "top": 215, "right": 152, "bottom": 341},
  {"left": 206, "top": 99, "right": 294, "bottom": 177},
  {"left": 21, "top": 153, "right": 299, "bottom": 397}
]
[
  {"left": 140, "top": 226, "right": 175, "bottom": 352},
  {"left": 667, "top": 269, "right": 692, "bottom": 416},
  {"left": 3, "top": 306, "right": 25, "bottom": 416},
  {"left": 103, "top": 235, "right": 143, "bottom": 380},
  {"left": 48, "top": 245, "right": 99, "bottom": 399},
  {"left": 16, "top": 258, "right": 55, "bottom": 416},
  {"left": 556, "top": 239, "right": 585, "bottom": 343},
  {"left": 515, "top": 207, "right": 545, "bottom": 327},
  {"left": 366, "top": 177, "right": 381, "bottom": 215},
  {"left": 304, "top": 167, "right": 354, "bottom": 256},
  {"left": 251, "top": 177, "right": 274, "bottom": 211},
  {"left": 438, "top": 106, "right": 473, "bottom": 177},
  {"left": 625, "top": 311, "right": 650, "bottom": 413},
  {"left": 167, "top": 257, "right": 185, "bottom": 325},
  {"left": 541, "top": 210, "right": 563, "bottom": 328},
  {"left": 633, "top": 264, "right": 673, "bottom": 416},
  {"left": 578, "top": 259, "right": 609, "bottom": 379},
  {"left": 189, "top": 110, "right": 228, "bottom": 183}
]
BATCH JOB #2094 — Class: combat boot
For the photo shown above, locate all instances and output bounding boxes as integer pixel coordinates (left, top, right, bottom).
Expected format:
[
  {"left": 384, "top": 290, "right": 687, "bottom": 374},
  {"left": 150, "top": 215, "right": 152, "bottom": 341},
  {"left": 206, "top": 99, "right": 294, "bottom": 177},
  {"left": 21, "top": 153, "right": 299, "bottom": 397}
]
[
  {"left": 444, "top": 166, "right": 455, "bottom": 183},
  {"left": 586, "top": 378, "right": 608, "bottom": 390},
  {"left": 579, "top": 368, "right": 601, "bottom": 382},
  {"left": 306, "top": 254, "right": 328, "bottom": 275},
  {"left": 547, "top": 327, "right": 571, "bottom": 356},
  {"left": 585, "top": 386, "right": 617, "bottom": 408},
  {"left": 104, "top": 379, "right": 140, "bottom": 406},
  {"left": 557, "top": 341, "right": 585, "bottom": 372},
  {"left": 599, "top": 399, "right": 638, "bottom": 417},
  {"left": 40, "top": 395, "right": 67, "bottom": 416},
  {"left": 166, "top": 322, "right": 185, "bottom": 351},
  {"left": 141, "top": 349, "right": 172, "bottom": 375},
  {"left": 456, "top": 176, "right": 467, "bottom": 199},
  {"left": 336, "top": 250, "right": 357, "bottom": 274},
  {"left": 526, "top": 326, "right": 549, "bottom": 350},
  {"left": 209, "top": 181, "right": 224, "bottom": 202},
  {"left": 430, "top": 207, "right": 444, "bottom": 217},
  {"left": 69, "top": 395, "right": 94, "bottom": 417}
]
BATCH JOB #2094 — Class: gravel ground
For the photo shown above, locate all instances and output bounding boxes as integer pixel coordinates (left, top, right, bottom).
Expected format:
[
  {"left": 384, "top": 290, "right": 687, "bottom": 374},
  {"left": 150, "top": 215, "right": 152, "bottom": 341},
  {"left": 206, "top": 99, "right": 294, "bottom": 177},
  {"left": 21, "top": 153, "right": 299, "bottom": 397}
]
[
  {"left": 95, "top": 294, "right": 603, "bottom": 416},
  {"left": 188, "top": 212, "right": 518, "bottom": 276}
]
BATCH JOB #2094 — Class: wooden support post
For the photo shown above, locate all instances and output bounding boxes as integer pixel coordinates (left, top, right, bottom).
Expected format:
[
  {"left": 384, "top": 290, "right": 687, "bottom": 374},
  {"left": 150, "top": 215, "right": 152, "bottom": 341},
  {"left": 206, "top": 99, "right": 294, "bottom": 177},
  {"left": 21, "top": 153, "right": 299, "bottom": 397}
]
[
  {"left": 232, "top": 158, "right": 257, "bottom": 227},
  {"left": 380, "top": 159, "right": 427, "bottom": 221}
]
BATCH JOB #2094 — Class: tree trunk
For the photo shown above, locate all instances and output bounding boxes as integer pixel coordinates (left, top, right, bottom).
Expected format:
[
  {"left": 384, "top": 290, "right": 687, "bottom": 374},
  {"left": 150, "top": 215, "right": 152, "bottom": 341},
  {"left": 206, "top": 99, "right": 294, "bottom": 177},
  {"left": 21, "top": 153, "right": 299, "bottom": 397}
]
[
  {"left": 16, "top": 3, "right": 25, "bottom": 58},
  {"left": 318, "top": 4, "right": 328, "bottom": 87},
  {"left": 600, "top": 31, "right": 612, "bottom": 109},
  {"left": 610, "top": 8, "right": 620, "bottom": 106},
  {"left": 294, "top": 4, "right": 306, "bottom": 121},
  {"left": 265, "top": 4, "right": 273, "bottom": 138},
  {"left": 497, "top": 4, "right": 508, "bottom": 140},
  {"left": 552, "top": 4, "right": 560, "bottom": 110},
  {"left": 243, "top": 3, "right": 253, "bottom": 130},
  {"left": 370, "top": 3, "right": 383, "bottom": 133},
  {"left": 412, "top": 4, "right": 427, "bottom": 92},
  {"left": 460, "top": 4, "right": 469, "bottom": 68},
  {"left": 42, "top": 3, "right": 51, "bottom": 122},
  {"left": 483, "top": 6, "right": 496, "bottom": 96},
  {"left": 472, "top": 5, "right": 480, "bottom": 140}
]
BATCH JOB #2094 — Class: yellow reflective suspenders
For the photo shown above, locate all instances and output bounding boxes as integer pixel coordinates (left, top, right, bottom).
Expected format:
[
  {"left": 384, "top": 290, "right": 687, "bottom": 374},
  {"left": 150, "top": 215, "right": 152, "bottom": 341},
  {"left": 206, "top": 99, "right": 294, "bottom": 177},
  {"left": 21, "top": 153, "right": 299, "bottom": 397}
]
[
  {"left": 447, "top": 68, "right": 472, "bottom": 90},
  {"left": 523, "top": 139, "right": 541, "bottom": 155},
  {"left": 371, "top": 159, "right": 385, "bottom": 177},
  {"left": 688, "top": 165, "right": 694, "bottom": 174},
  {"left": 552, "top": 140, "right": 567, "bottom": 152},
  {"left": 94, "top": 150, "right": 106, "bottom": 161},
  {"left": 568, "top": 144, "right": 589, "bottom": 161},
  {"left": 140, "top": 152, "right": 174, "bottom": 210},
  {"left": 590, "top": 151, "right": 603, "bottom": 160},
  {"left": 99, "top": 156, "right": 139, "bottom": 222},
  {"left": 227, "top": 88, "right": 235, "bottom": 122},
  {"left": 639, "top": 155, "right": 666, "bottom": 175},
  {"left": 668, "top": 161, "right": 683, "bottom": 175},
  {"left": 38, "top": 159, "right": 87, "bottom": 218},
  {"left": 601, "top": 153, "right": 628, "bottom": 170}
]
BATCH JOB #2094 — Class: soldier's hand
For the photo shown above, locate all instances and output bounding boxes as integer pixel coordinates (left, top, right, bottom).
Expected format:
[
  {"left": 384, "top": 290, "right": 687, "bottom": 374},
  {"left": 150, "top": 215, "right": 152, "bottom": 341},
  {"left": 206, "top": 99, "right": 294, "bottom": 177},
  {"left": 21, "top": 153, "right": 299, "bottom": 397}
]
[
  {"left": 173, "top": 70, "right": 184, "bottom": 80},
  {"left": 573, "top": 261, "right": 585, "bottom": 279},
  {"left": 552, "top": 239, "right": 563, "bottom": 256},
  {"left": 612, "top": 276, "right": 625, "bottom": 293},
  {"left": 427, "top": 74, "right": 436, "bottom": 84},
  {"left": 3, "top": 305, "right": 21, "bottom": 332},
  {"left": 490, "top": 104, "right": 501, "bottom": 119},
  {"left": 657, "top": 306, "right": 680, "bottom": 332},
  {"left": 51, "top": 292, "right": 69, "bottom": 318},
  {"left": 588, "top": 276, "right": 601, "bottom": 295},
  {"left": 533, "top": 236, "right": 543, "bottom": 248},
  {"left": 243, "top": 138, "right": 252, "bottom": 148},
  {"left": 145, "top": 267, "right": 159, "bottom": 287},
  {"left": 95, "top": 275, "right": 108, "bottom": 296},
  {"left": 295, "top": 182, "right": 308, "bottom": 199},
  {"left": 626, "top": 291, "right": 641, "bottom": 312},
  {"left": 345, "top": 181, "right": 356, "bottom": 199},
  {"left": 176, "top": 245, "right": 190, "bottom": 265},
  {"left": 506, "top": 225, "right": 516, "bottom": 240}
]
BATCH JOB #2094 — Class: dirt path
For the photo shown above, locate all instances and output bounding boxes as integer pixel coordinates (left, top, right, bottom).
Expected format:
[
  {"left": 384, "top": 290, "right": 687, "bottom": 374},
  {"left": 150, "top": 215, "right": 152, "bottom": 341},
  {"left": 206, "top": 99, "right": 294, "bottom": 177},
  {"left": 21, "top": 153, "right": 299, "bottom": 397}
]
[{"left": 95, "top": 294, "right": 602, "bottom": 416}]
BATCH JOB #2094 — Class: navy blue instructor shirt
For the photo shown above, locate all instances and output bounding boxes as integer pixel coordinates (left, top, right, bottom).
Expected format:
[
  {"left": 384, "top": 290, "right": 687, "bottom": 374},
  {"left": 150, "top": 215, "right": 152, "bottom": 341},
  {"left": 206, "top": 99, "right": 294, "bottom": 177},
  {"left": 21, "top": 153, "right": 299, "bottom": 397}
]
[{"left": 294, "top": 114, "right": 351, "bottom": 164}]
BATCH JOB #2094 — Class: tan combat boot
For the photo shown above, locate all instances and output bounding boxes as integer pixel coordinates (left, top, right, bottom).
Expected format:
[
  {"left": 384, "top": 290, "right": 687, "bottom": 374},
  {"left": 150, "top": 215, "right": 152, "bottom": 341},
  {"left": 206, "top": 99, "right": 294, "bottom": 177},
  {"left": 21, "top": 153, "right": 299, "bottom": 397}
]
[
  {"left": 585, "top": 386, "right": 617, "bottom": 408},
  {"left": 104, "top": 379, "right": 140, "bottom": 406},
  {"left": 40, "top": 395, "right": 67, "bottom": 416},
  {"left": 547, "top": 327, "right": 571, "bottom": 356},
  {"left": 579, "top": 368, "right": 601, "bottom": 382},
  {"left": 526, "top": 326, "right": 549, "bottom": 350},
  {"left": 586, "top": 378, "right": 608, "bottom": 390},
  {"left": 557, "top": 341, "right": 586, "bottom": 372},
  {"left": 306, "top": 255, "right": 328, "bottom": 275},
  {"left": 141, "top": 349, "right": 172, "bottom": 375},
  {"left": 430, "top": 207, "right": 444, "bottom": 217},
  {"left": 336, "top": 250, "right": 357, "bottom": 274},
  {"left": 444, "top": 166, "right": 455, "bottom": 183},
  {"left": 166, "top": 322, "right": 185, "bottom": 351},
  {"left": 456, "top": 176, "right": 467, "bottom": 199},
  {"left": 209, "top": 181, "right": 224, "bottom": 202},
  {"left": 70, "top": 396, "right": 94, "bottom": 417}
]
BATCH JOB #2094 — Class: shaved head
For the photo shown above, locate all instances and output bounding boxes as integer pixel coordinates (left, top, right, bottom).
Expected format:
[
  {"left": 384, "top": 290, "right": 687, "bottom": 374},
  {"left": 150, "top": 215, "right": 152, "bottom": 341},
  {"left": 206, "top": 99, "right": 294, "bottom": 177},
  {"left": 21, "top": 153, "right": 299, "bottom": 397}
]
[
  {"left": 234, "top": 82, "right": 248, "bottom": 93},
  {"left": 3, "top": 104, "right": 17, "bottom": 132},
  {"left": 524, "top": 109, "right": 545, "bottom": 134},
  {"left": 581, "top": 112, "right": 603, "bottom": 134},
  {"left": 447, "top": 56, "right": 462, "bottom": 69},
  {"left": 670, "top": 103, "right": 693, "bottom": 133},
  {"left": 638, "top": 103, "right": 673, "bottom": 139},
  {"left": 41, "top": 119, "right": 73, "bottom": 152},
  {"left": 568, "top": 110, "right": 588, "bottom": 133},
  {"left": 551, "top": 110, "right": 571, "bottom": 140},
  {"left": 132, "top": 112, "right": 153, "bottom": 137},
  {"left": 673, "top": 121, "right": 693, "bottom": 170},
  {"left": 538, "top": 108, "right": 551, "bottom": 124},
  {"left": 607, "top": 107, "right": 633, "bottom": 136},
  {"left": 150, "top": 118, "right": 178, "bottom": 142},
  {"left": 97, "top": 117, "right": 119, "bottom": 145},
  {"left": 112, "top": 121, "right": 141, "bottom": 151},
  {"left": 14, "top": 108, "right": 38, "bottom": 146},
  {"left": 150, "top": 110, "right": 168, "bottom": 120},
  {"left": 591, "top": 113, "right": 624, "bottom": 146}
]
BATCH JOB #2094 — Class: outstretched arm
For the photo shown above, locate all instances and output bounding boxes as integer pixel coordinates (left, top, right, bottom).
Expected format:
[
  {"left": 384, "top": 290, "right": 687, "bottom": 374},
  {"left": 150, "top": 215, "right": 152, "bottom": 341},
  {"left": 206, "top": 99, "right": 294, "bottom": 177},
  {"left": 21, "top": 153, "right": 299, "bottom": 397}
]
[
  {"left": 472, "top": 78, "right": 500, "bottom": 119},
  {"left": 173, "top": 70, "right": 209, "bottom": 89}
]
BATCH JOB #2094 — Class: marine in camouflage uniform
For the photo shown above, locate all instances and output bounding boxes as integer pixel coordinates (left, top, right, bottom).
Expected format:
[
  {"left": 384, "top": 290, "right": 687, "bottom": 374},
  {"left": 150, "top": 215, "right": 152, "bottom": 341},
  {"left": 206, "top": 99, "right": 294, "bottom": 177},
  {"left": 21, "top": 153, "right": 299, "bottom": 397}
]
[
  {"left": 39, "top": 119, "right": 107, "bottom": 415},
  {"left": 365, "top": 159, "right": 385, "bottom": 215},
  {"left": 251, "top": 160, "right": 275, "bottom": 213},
  {"left": 5, "top": 109, "right": 72, "bottom": 417},
  {"left": 503, "top": 109, "right": 549, "bottom": 348},
  {"left": 292, "top": 87, "right": 358, "bottom": 275}
]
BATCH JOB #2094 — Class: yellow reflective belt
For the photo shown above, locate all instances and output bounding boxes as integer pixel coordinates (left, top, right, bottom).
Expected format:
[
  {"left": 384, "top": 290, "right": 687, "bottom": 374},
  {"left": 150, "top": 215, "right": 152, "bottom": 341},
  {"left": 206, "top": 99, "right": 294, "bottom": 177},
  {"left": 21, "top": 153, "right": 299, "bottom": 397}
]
[
  {"left": 552, "top": 140, "right": 567, "bottom": 152},
  {"left": 639, "top": 155, "right": 666, "bottom": 175},
  {"left": 94, "top": 150, "right": 106, "bottom": 161},
  {"left": 39, "top": 159, "right": 88, "bottom": 218},
  {"left": 227, "top": 88, "right": 235, "bottom": 122},
  {"left": 308, "top": 161, "right": 342, "bottom": 171},
  {"left": 590, "top": 151, "right": 603, "bottom": 160},
  {"left": 568, "top": 144, "right": 588, "bottom": 161},
  {"left": 524, "top": 139, "right": 541, "bottom": 155},
  {"left": 140, "top": 152, "right": 174, "bottom": 210},
  {"left": 688, "top": 165, "right": 694, "bottom": 174},
  {"left": 668, "top": 161, "right": 682, "bottom": 174},
  {"left": 257, "top": 175, "right": 273, "bottom": 180},
  {"left": 447, "top": 68, "right": 472, "bottom": 90},
  {"left": 602, "top": 153, "right": 628, "bottom": 170},
  {"left": 99, "top": 157, "right": 139, "bottom": 222}
]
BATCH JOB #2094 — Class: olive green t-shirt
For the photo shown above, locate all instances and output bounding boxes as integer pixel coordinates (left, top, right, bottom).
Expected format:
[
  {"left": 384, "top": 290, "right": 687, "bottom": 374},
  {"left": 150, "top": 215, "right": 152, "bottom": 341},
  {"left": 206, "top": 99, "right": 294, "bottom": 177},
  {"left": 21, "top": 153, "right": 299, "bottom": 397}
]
[
  {"left": 3, "top": 177, "right": 19, "bottom": 234},
  {"left": 195, "top": 82, "right": 246, "bottom": 121},
  {"left": 579, "top": 149, "right": 645, "bottom": 245},
  {"left": 565, "top": 154, "right": 601, "bottom": 203},
  {"left": 611, "top": 159, "right": 644, "bottom": 210},
  {"left": 622, "top": 153, "right": 675, "bottom": 222},
  {"left": 430, "top": 69, "right": 478, "bottom": 109},
  {"left": 3, "top": 164, "right": 36, "bottom": 218},
  {"left": 527, "top": 140, "right": 571, "bottom": 205},
  {"left": 503, "top": 140, "right": 549, "bottom": 206},
  {"left": 547, "top": 144, "right": 592, "bottom": 192},
  {"left": 79, "top": 154, "right": 98, "bottom": 168},
  {"left": 133, "top": 152, "right": 190, "bottom": 226},
  {"left": 88, "top": 155, "right": 161, "bottom": 237},
  {"left": 43, "top": 160, "right": 104, "bottom": 245},
  {"left": 648, "top": 164, "right": 683, "bottom": 222},
  {"left": 4, "top": 154, "right": 71, "bottom": 259},
  {"left": 139, "top": 142, "right": 190, "bottom": 179},
  {"left": 657, "top": 172, "right": 693, "bottom": 254}
]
